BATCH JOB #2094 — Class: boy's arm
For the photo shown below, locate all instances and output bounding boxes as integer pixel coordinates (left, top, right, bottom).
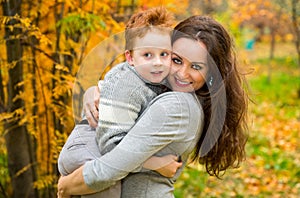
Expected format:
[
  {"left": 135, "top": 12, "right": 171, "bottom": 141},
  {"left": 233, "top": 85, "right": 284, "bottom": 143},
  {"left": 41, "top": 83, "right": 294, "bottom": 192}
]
[
  {"left": 82, "top": 86, "right": 99, "bottom": 128},
  {"left": 143, "top": 155, "right": 182, "bottom": 178}
]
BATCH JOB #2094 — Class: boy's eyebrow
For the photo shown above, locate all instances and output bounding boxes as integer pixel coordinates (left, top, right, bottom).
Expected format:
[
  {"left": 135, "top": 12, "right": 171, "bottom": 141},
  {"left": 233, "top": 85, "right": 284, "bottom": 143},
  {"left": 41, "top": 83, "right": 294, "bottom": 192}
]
[{"left": 133, "top": 46, "right": 172, "bottom": 50}]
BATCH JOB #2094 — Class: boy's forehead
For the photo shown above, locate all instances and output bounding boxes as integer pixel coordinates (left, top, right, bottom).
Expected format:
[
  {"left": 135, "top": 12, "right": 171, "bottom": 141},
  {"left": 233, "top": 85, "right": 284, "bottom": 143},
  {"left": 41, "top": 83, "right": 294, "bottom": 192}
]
[{"left": 133, "top": 30, "right": 171, "bottom": 50}]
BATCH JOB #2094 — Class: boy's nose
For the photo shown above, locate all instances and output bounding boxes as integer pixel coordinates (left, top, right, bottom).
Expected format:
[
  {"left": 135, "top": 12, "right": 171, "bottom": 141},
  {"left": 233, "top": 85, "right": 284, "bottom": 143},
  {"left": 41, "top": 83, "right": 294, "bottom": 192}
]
[{"left": 152, "top": 57, "right": 163, "bottom": 66}]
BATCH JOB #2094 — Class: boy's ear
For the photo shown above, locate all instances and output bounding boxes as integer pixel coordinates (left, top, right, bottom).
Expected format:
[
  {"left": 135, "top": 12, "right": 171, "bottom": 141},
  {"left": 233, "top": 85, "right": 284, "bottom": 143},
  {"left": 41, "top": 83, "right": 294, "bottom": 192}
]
[{"left": 125, "top": 50, "right": 134, "bottom": 65}]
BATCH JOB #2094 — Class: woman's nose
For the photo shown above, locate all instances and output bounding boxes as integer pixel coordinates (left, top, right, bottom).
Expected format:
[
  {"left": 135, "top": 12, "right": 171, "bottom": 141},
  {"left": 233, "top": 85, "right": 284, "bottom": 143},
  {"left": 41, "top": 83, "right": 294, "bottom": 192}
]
[{"left": 176, "top": 65, "right": 189, "bottom": 78}]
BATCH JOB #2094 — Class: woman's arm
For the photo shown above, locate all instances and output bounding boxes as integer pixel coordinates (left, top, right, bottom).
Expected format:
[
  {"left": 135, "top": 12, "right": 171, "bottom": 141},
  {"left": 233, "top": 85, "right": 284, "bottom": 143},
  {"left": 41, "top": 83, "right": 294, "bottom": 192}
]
[
  {"left": 58, "top": 92, "right": 201, "bottom": 196},
  {"left": 83, "top": 83, "right": 183, "bottom": 178}
]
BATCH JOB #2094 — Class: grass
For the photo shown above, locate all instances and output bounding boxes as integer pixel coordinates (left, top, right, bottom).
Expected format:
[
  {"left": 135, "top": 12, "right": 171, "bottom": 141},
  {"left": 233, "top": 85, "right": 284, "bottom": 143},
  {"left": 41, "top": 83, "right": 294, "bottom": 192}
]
[{"left": 174, "top": 42, "right": 300, "bottom": 197}]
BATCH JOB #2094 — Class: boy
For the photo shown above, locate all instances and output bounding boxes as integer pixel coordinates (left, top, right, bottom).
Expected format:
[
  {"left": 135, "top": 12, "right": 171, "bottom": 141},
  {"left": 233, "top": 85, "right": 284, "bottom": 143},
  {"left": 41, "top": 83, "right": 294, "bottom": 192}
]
[{"left": 58, "top": 7, "right": 181, "bottom": 198}]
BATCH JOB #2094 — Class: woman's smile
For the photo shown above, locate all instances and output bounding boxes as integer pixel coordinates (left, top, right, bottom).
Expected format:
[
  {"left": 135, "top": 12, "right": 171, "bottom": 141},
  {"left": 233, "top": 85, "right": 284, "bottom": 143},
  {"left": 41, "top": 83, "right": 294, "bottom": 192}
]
[
  {"left": 168, "top": 38, "right": 208, "bottom": 92},
  {"left": 174, "top": 77, "right": 191, "bottom": 86}
]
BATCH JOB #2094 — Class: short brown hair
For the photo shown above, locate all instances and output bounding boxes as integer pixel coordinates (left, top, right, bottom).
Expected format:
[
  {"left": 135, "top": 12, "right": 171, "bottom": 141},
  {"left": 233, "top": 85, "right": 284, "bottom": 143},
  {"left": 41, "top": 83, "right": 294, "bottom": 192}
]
[{"left": 125, "top": 7, "right": 174, "bottom": 50}]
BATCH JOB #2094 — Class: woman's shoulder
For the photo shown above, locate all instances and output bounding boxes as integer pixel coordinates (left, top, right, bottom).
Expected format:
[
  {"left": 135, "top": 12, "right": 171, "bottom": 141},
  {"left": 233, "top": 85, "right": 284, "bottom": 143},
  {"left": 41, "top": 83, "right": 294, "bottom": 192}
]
[
  {"left": 146, "top": 92, "right": 204, "bottom": 143},
  {"left": 150, "top": 91, "right": 203, "bottom": 114},
  {"left": 153, "top": 91, "right": 200, "bottom": 104}
]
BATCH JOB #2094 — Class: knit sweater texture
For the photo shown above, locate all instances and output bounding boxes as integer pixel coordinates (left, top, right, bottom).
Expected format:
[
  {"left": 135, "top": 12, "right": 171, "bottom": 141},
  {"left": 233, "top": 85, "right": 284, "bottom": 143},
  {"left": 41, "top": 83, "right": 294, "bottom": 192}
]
[{"left": 96, "top": 62, "right": 166, "bottom": 155}]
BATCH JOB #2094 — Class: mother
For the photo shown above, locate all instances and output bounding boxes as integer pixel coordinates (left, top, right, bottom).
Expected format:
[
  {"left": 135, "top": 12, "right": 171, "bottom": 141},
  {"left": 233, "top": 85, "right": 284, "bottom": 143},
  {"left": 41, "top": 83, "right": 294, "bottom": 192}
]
[{"left": 57, "top": 15, "right": 248, "bottom": 197}]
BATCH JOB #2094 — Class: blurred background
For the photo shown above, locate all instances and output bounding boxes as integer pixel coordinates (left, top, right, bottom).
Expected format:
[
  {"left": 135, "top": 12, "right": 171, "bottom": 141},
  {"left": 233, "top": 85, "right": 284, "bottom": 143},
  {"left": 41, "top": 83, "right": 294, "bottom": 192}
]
[{"left": 0, "top": 0, "right": 299, "bottom": 197}]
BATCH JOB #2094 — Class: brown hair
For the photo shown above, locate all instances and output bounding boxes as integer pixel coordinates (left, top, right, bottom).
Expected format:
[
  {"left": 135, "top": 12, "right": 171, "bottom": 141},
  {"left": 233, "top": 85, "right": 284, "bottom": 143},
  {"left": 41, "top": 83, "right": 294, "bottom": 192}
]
[
  {"left": 172, "top": 16, "right": 249, "bottom": 177},
  {"left": 125, "top": 7, "right": 174, "bottom": 50}
]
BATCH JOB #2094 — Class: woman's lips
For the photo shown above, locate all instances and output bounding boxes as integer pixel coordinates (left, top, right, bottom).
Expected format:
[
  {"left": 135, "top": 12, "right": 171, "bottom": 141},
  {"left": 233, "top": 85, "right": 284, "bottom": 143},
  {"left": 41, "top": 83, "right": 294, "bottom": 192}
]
[{"left": 175, "top": 78, "right": 191, "bottom": 87}]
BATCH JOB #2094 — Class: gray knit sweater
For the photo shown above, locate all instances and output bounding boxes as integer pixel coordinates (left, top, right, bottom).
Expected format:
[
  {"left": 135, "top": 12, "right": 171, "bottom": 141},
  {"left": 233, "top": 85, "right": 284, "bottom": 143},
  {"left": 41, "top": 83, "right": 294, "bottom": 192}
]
[
  {"left": 84, "top": 92, "right": 203, "bottom": 197},
  {"left": 96, "top": 62, "right": 166, "bottom": 155}
]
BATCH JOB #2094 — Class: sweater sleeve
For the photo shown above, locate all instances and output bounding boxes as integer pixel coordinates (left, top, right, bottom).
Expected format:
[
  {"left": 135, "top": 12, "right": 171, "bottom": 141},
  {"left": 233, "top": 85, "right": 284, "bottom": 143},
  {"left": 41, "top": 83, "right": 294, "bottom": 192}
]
[{"left": 83, "top": 92, "right": 201, "bottom": 191}]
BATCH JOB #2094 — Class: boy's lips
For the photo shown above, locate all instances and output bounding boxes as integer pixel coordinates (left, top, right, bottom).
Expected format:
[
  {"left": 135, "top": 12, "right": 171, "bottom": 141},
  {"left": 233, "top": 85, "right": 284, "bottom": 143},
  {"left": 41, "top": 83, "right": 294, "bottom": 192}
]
[{"left": 150, "top": 71, "right": 164, "bottom": 75}]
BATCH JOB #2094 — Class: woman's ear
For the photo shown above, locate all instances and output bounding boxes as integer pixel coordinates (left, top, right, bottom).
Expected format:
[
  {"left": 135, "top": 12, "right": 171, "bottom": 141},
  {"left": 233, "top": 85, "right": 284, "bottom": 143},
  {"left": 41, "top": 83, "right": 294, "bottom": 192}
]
[{"left": 125, "top": 50, "right": 134, "bottom": 65}]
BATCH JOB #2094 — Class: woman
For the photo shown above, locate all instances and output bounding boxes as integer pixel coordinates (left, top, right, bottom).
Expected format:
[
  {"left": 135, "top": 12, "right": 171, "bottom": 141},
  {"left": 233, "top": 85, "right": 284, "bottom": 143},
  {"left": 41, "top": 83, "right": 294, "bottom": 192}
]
[{"left": 57, "top": 15, "right": 248, "bottom": 197}]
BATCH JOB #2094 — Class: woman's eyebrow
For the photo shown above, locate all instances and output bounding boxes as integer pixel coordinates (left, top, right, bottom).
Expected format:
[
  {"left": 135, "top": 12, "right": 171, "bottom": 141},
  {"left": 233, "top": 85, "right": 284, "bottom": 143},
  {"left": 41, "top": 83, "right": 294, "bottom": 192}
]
[
  {"left": 191, "top": 61, "right": 207, "bottom": 66},
  {"left": 171, "top": 52, "right": 182, "bottom": 59},
  {"left": 172, "top": 52, "right": 206, "bottom": 66}
]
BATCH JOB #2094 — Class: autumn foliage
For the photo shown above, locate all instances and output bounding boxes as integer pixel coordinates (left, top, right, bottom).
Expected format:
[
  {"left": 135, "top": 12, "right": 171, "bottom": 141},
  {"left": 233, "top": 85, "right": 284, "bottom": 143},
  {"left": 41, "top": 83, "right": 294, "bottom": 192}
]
[{"left": 0, "top": 1, "right": 125, "bottom": 197}]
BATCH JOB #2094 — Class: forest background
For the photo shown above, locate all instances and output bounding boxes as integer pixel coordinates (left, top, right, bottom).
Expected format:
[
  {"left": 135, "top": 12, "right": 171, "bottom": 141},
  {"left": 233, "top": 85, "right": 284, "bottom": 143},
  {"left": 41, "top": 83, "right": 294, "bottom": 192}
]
[{"left": 0, "top": 0, "right": 299, "bottom": 197}]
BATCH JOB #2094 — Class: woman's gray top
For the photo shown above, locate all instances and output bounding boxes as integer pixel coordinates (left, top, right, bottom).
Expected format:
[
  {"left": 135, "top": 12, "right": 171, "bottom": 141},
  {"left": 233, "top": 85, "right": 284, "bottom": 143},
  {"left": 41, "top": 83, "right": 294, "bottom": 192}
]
[{"left": 83, "top": 91, "right": 204, "bottom": 198}]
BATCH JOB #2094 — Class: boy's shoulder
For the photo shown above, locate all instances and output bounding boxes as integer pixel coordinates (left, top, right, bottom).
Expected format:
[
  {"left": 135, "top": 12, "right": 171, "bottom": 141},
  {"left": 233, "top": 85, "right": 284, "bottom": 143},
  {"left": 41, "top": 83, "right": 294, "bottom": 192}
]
[
  {"left": 104, "top": 61, "right": 134, "bottom": 78},
  {"left": 108, "top": 61, "right": 131, "bottom": 72},
  {"left": 103, "top": 62, "right": 148, "bottom": 88}
]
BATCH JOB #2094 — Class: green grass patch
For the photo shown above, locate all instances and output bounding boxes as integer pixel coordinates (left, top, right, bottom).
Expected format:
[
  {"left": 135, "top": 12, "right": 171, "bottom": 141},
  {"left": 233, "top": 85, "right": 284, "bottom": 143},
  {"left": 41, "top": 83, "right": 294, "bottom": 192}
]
[
  {"left": 248, "top": 56, "right": 300, "bottom": 119},
  {"left": 255, "top": 56, "right": 298, "bottom": 69}
]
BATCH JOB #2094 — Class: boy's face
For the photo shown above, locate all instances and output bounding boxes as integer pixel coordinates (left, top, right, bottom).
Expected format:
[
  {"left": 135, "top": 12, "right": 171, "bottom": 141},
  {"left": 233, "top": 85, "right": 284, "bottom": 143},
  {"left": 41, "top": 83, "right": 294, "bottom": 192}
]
[{"left": 126, "top": 30, "right": 171, "bottom": 84}]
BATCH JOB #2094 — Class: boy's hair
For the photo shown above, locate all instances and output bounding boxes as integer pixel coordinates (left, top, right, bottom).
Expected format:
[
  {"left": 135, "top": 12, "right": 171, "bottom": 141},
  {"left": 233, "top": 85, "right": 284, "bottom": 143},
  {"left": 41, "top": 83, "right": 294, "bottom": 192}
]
[{"left": 125, "top": 7, "right": 174, "bottom": 50}]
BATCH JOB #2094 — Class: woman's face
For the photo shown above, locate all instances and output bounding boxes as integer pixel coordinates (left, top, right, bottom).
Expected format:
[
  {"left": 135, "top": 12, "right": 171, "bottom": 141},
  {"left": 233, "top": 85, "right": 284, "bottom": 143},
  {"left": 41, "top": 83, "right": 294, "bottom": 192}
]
[{"left": 168, "top": 38, "right": 208, "bottom": 92}]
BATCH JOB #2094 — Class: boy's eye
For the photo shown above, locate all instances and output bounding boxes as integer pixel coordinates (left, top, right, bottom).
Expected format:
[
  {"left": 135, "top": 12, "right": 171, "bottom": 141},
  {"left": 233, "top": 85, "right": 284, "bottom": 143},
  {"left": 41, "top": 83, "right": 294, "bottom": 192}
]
[
  {"left": 191, "top": 64, "right": 203, "bottom": 70},
  {"left": 144, "top": 53, "right": 152, "bottom": 58},
  {"left": 161, "top": 52, "right": 169, "bottom": 57},
  {"left": 172, "top": 57, "right": 182, "bottom": 65}
]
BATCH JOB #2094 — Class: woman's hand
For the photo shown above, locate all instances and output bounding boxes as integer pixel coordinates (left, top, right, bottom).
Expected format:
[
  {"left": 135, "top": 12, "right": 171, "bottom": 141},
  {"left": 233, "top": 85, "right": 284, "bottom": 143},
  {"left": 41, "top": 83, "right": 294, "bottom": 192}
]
[
  {"left": 155, "top": 155, "right": 183, "bottom": 178},
  {"left": 57, "top": 166, "right": 96, "bottom": 197},
  {"left": 143, "top": 154, "right": 183, "bottom": 178},
  {"left": 83, "top": 86, "right": 100, "bottom": 128}
]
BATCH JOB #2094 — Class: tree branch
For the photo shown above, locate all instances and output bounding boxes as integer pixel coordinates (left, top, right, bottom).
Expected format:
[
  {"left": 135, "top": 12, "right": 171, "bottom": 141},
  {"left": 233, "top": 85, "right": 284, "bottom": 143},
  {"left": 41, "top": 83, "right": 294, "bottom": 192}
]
[{"left": 21, "top": 41, "right": 58, "bottom": 63}]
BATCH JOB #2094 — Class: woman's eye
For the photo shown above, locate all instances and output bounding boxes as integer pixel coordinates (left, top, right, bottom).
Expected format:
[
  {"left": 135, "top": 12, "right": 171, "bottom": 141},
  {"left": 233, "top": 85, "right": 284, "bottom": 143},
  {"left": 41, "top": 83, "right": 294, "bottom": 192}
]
[
  {"left": 172, "top": 58, "right": 182, "bottom": 65},
  {"left": 191, "top": 64, "right": 203, "bottom": 70}
]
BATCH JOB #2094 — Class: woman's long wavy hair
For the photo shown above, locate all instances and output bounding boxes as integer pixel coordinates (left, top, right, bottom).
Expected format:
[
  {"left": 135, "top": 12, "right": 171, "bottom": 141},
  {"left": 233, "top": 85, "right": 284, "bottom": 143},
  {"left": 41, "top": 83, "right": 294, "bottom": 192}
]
[{"left": 172, "top": 16, "right": 249, "bottom": 177}]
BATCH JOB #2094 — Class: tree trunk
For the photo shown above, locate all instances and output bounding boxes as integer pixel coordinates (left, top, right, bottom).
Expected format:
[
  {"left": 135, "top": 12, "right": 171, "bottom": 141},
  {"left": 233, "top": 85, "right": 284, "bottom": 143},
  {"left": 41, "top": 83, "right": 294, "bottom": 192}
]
[
  {"left": 187, "top": 0, "right": 201, "bottom": 15},
  {"left": 268, "top": 25, "right": 276, "bottom": 83},
  {"left": 2, "top": 0, "right": 36, "bottom": 197},
  {"left": 0, "top": 61, "right": 5, "bottom": 112},
  {"left": 200, "top": 0, "right": 214, "bottom": 15},
  {"left": 291, "top": 0, "right": 300, "bottom": 97},
  {"left": 268, "top": 8, "right": 282, "bottom": 84}
]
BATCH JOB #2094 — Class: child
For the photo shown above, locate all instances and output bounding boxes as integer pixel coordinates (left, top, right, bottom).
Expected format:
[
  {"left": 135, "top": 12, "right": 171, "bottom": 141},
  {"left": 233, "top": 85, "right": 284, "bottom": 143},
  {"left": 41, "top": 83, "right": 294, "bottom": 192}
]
[{"left": 58, "top": 7, "right": 181, "bottom": 198}]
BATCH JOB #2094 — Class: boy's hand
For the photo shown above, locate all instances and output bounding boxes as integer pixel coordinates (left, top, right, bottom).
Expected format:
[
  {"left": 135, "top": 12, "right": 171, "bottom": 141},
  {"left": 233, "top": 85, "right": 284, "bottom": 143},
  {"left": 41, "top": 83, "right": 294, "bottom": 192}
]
[
  {"left": 57, "top": 176, "right": 71, "bottom": 198},
  {"left": 83, "top": 86, "right": 100, "bottom": 128}
]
